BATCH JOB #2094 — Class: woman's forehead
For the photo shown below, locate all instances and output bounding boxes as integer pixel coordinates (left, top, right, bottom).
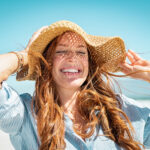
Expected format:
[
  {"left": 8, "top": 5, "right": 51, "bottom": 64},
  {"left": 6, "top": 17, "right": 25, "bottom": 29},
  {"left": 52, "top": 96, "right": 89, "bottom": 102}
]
[{"left": 57, "top": 31, "right": 87, "bottom": 48}]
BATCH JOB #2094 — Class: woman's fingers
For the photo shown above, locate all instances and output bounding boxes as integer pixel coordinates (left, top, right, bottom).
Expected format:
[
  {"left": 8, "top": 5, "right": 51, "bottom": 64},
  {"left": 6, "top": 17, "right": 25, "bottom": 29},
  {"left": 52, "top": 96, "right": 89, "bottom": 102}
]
[
  {"left": 127, "top": 51, "right": 136, "bottom": 65},
  {"left": 128, "top": 49, "right": 142, "bottom": 61},
  {"left": 26, "top": 26, "right": 48, "bottom": 51},
  {"left": 118, "top": 50, "right": 150, "bottom": 81},
  {"left": 32, "top": 26, "right": 48, "bottom": 37},
  {"left": 118, "top": 62, "right": 133, "bottom": 73}
]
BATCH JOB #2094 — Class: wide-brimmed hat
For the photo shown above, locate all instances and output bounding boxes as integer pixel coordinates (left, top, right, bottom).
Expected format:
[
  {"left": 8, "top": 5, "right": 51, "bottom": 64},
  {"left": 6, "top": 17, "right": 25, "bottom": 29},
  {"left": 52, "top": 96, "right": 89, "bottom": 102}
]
[{"left": 16, "top": 20, "right": 126, "bottom": 81}]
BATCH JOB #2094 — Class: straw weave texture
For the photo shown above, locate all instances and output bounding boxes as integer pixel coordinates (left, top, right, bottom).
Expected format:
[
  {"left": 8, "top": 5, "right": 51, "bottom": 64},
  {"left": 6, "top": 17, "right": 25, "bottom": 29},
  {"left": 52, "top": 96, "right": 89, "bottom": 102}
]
[{"left": 16, "top": 20, "right": 126, "bottom": 81}]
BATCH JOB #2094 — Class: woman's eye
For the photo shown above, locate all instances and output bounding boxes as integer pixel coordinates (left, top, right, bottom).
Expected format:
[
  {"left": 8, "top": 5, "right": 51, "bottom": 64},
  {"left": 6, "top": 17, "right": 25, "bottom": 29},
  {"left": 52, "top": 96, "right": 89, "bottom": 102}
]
[
  {"left": 56, "top": 50, "right": 67, "bottom": 54},
  {"left": 77, "top": 51, "right": 86, "bottom": 55}
]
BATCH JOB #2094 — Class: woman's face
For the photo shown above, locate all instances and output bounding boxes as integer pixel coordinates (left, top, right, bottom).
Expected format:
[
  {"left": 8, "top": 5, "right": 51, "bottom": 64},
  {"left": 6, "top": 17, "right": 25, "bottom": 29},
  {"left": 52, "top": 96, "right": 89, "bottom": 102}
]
[{"left": 52, "top": 32, "right": 89, "bottom": 90}]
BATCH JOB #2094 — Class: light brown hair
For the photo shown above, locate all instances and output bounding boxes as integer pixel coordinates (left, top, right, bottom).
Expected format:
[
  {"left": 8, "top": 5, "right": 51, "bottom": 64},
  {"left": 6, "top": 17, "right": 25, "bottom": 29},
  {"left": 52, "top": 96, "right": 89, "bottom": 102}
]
[{"left": 31, "top": 32, "right": 144, "bottom": 150}]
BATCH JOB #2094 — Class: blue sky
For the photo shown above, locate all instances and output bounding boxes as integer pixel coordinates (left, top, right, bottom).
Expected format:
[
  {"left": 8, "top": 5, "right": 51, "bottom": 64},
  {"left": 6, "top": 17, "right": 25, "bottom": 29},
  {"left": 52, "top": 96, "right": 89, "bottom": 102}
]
[{"left": 0, "top": 0, "right": 150, "bottom": 99}]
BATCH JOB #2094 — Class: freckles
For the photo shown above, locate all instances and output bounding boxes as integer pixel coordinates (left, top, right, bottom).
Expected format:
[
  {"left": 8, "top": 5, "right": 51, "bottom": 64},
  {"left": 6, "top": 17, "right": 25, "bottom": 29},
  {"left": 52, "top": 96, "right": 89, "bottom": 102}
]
[
  {"left": 53, "top": 56, "right": 65, "bottom": 67},
  {"left": 80, "top": 56, "right": 88, "bottom": 63},
  {"left": 53, "top": 55, "right": 66, "bottom": 60},
  {"left": 53, "top": 54, "right": 88, "bottom": 66},
  {"left": 52, "top": 58, "right": 58, "bottom": 68},
  {"left": 53, "top": 56, "right": 61, "bottom": 63}
]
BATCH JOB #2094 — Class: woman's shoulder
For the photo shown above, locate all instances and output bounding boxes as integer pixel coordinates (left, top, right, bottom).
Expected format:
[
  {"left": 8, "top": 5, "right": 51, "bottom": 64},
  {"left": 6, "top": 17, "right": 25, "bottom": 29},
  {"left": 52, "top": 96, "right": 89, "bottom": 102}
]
[
  {"left": 20, "top": 92, "right": 32, "bottom": 102},
  {"left": 0, "top": 81, "right": 33, "bottom": 105},
  {"left": 115, "top": 94, "right": 150, "bottom": 148},
  {"left": 115, "top": 93, "right": 150, "bottom": 120}
]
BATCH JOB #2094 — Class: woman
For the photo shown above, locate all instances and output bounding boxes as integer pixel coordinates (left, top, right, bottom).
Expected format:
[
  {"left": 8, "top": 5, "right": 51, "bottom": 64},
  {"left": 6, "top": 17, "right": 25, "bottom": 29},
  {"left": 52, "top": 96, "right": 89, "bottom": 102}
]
[{"left": 0, "top": 20, "right": 150, "bottom": 150}]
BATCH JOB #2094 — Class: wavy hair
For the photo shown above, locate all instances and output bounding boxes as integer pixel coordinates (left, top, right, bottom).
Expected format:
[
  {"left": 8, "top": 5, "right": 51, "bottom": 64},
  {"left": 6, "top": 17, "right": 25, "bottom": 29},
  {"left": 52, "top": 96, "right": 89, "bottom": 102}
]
[{"left": 31, "top": 32, "right": 144, "bottom": 150}]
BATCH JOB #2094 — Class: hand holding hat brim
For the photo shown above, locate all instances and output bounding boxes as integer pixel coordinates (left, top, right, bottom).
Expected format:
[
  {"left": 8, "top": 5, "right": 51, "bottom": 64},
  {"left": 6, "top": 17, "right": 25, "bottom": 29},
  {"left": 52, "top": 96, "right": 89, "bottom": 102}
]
[
  {"left": 16, "top": 20, "right": 126, "bottom": 81},
  {"left": 25, "top": 26, "right": 49, "bottom": 52},
  {"left": 119, "top": 50, "right": 150, "bottom": 82}
]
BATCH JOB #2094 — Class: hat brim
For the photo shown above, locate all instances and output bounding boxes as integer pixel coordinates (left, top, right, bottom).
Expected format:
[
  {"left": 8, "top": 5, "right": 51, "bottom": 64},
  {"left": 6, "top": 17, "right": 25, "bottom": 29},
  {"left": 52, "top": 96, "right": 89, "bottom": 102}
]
[{"left": 16, "top": 20, "right": 126, "bottom": 81}]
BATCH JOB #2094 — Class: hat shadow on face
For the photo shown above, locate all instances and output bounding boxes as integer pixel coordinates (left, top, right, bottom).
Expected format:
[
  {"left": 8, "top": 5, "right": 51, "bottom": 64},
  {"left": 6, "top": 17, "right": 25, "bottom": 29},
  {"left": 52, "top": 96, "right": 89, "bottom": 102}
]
[{"left": 16, "top": 20, "right": 126, "bottom": 81}]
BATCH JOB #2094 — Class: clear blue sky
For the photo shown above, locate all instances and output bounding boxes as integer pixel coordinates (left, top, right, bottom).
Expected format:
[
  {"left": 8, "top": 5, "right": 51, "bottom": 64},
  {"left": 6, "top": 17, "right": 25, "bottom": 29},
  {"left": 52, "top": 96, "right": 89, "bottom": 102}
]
[{"left": 0, "top": 0, "right": 150, "bottom": 99}]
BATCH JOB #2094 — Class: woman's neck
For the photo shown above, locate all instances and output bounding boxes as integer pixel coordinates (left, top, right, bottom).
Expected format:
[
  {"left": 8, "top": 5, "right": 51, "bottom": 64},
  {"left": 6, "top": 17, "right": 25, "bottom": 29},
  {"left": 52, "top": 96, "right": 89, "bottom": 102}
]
[{"left": 57, "top": 87, "right": 80, "bottom": 119}]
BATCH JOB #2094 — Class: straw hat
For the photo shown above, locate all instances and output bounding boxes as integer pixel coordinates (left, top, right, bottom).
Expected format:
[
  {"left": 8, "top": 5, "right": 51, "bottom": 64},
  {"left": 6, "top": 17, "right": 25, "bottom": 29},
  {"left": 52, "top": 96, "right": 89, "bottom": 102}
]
[{"left": 16, "top": 20, "right": 126, "bottom": 81}]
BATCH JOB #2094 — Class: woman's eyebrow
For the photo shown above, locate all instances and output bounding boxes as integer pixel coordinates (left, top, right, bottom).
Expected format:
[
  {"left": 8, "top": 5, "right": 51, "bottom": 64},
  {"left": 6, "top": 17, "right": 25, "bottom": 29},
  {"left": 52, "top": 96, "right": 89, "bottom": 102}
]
[
  {"left": 57, "top": 44, "right": 86, "bottom": 48},
  {"left": 57, "top": 43, "right": 68, "bottom": 47},
  {"left": 77, "top": 45, "right": 86, "bottom": 48}
]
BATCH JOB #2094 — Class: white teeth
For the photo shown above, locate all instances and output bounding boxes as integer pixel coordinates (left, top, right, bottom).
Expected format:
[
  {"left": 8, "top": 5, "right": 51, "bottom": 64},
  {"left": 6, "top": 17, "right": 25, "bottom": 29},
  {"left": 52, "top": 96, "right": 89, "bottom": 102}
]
[{"left": 61, "top": 69, "right": 79, "bottom": 73}]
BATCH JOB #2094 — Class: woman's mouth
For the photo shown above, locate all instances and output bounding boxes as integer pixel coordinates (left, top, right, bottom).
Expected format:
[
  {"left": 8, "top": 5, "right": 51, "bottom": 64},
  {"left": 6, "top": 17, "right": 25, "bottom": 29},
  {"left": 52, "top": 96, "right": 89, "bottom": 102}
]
[{"left": 60, "top": 68, "right": 82, "bottom": 78}]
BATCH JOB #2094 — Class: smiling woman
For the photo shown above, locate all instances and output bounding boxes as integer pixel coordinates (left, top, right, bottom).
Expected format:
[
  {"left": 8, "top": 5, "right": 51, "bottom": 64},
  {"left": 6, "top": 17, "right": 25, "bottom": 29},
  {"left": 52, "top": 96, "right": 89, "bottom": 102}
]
[
  {"left": 52, "top": 32, "right": 89, "bottom": 91},
  {"left": 0, "top": 20, "right": 150, "bottom": 150}
]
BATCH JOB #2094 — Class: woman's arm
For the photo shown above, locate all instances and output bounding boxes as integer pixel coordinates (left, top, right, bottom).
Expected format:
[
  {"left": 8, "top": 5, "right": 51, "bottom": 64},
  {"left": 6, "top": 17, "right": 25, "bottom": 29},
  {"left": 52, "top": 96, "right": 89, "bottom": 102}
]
[
  {"left": 0, "top": 51, "right": 28, "bottom": 85},
  {"left": 0, "top": 26, "right": 48, "bottom": 88},
  {"left": 0, "top": 82, "right": 25, "bottom": 134},
  {"left": 119, "top": 49, "right": 150, "bottom": 82},
  {"left": 0, "top": 26, "right": 48, "bottom": 134}
]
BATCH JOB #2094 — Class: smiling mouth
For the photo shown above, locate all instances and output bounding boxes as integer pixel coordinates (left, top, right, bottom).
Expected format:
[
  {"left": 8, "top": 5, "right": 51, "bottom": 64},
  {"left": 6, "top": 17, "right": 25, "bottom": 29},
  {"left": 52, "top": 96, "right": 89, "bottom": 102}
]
[
  {"left": 60, "top": 68, "right": 81, "bottom": 73},
  {"left": 60, "top": 68, "right": 82, "bottom": 78}
]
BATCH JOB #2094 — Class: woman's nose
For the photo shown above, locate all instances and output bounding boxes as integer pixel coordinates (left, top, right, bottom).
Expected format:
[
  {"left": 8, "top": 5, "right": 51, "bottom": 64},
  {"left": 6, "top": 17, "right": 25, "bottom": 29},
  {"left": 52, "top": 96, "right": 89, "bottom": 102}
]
[{"left": 67, "top": 51, "right": 77, "bottom": 58}]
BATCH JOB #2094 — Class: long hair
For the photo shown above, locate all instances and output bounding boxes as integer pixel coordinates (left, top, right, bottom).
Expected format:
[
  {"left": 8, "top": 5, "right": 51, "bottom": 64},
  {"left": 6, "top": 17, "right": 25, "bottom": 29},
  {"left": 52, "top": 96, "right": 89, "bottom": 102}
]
[{"left": 31, "top": 33, "right": 144, "bottom": 150}]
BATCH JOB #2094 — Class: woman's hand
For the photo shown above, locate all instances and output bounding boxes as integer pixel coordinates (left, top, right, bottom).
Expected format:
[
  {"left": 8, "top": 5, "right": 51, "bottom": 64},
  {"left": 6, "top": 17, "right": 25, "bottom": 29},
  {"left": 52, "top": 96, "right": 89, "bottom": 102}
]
[
  {"left": 0, "top": 26, "right": 49, "bottom": 89},
  {"left": 118, "top": 49, "right": 150, "bottom": 82},
  {"left": 25, "top": 26, "right": 48, "bottom": 52},
  {"left": 20, "top": 26, "right": 48, "bottom": 66}
]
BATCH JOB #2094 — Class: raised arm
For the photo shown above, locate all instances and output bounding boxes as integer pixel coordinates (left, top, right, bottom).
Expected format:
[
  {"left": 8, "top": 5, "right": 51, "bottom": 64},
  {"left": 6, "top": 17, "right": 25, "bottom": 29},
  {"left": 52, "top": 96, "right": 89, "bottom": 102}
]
[
  {"left": 0, "top": 26, "right": 48, "bottom": 88},
  {"left": 0, "top": 50, "right": 28, "bottom": 86},
  {"left": 0, "top": 26, "right": 48, "bottom": 134}
]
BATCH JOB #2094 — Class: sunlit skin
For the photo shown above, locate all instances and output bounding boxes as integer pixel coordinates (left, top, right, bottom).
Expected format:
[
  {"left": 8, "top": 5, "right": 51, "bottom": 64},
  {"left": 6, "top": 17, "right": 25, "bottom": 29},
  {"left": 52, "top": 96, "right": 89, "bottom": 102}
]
[
  {"left": 51, "top": 32, "right": 89, "bottom": 118},
  {"left": 119, "top": 49, "right": 150, "bottom": 82}
]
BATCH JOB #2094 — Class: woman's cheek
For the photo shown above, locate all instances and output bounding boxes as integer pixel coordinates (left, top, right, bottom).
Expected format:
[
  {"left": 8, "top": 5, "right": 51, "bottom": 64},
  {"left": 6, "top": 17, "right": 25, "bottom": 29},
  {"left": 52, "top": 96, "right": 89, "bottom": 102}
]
[{"left": 53, "top": 56, "right": 61, "bottom": 66}]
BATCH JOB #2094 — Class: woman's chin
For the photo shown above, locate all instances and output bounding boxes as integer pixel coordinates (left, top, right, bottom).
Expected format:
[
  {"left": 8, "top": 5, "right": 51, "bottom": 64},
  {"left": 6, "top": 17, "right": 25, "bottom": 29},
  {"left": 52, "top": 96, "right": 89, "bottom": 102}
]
[{"left": 59, "top": 78, "right": 85, "bottom": 89}]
